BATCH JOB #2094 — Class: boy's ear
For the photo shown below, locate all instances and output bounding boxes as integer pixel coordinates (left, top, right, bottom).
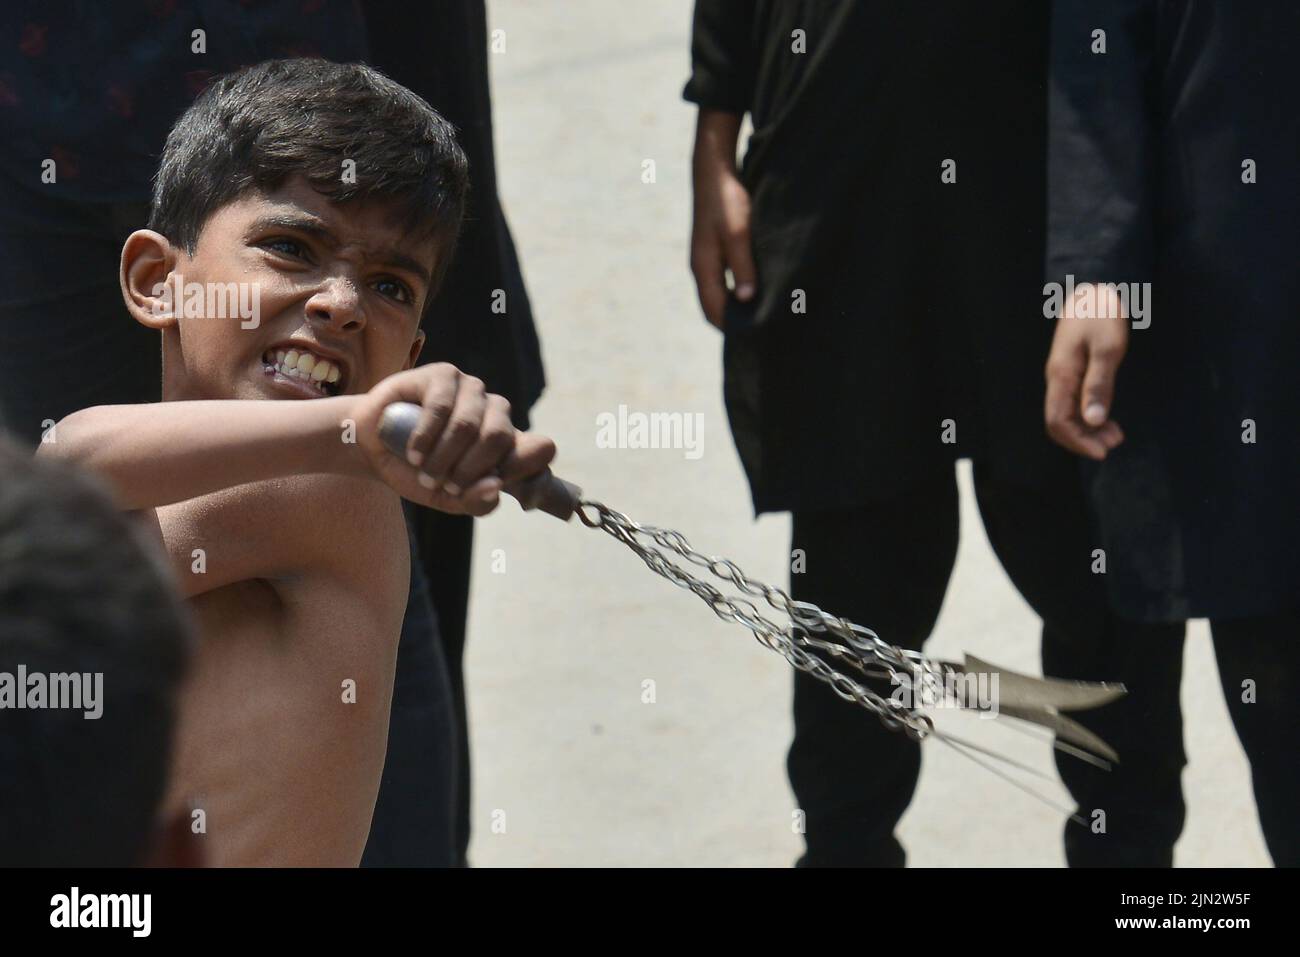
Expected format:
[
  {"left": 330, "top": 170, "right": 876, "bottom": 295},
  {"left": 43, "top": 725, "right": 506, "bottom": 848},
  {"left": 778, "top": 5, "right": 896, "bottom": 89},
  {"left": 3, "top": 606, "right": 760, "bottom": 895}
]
[
  {"left": 403, "top": 330, "right": 427, "bottom": 371},
  {"left": 120, "top": 230, "right": 181, "bottom": 330}
]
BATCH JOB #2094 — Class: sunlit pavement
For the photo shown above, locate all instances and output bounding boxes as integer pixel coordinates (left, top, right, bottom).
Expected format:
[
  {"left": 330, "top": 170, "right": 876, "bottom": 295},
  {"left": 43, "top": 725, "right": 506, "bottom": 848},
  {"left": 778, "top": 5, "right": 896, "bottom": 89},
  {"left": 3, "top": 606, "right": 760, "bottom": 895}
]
[{"left": 463, "top": 0, "right": 1269, "bottom": 867}]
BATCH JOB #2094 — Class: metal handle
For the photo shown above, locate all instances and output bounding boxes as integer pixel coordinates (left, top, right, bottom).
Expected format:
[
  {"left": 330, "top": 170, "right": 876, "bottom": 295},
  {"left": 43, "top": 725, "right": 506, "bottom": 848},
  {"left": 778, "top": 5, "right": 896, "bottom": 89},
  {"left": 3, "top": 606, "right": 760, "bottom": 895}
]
[{"left": 378, "top": 401, "right": 581, "bottom": 522}]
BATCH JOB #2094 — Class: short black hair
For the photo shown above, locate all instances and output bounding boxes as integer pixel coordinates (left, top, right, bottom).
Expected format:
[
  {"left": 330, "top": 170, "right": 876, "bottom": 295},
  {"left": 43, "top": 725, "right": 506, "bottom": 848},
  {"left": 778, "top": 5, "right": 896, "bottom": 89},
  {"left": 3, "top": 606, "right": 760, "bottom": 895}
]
[
  {"left": 149, "top": 58, "right": 469, "bottom": 295},
  {"left": 0, "top": 435, "right": 193, "bottom": 866}
]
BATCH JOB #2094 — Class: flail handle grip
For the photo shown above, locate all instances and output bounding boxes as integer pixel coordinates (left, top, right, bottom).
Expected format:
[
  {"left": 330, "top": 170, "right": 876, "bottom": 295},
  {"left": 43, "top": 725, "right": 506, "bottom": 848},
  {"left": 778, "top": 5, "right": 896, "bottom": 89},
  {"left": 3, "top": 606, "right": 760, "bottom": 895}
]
[{"left": 378, "top": 401, "right": 581, "bottom": 522}]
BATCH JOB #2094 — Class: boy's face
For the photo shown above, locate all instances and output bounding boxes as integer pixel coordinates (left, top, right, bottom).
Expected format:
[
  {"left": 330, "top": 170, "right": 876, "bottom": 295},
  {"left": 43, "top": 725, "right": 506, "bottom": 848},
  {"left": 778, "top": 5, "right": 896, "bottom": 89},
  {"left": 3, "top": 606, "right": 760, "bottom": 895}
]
[{"left": 137, "top": 176, "right": 440, "bottom": 402}]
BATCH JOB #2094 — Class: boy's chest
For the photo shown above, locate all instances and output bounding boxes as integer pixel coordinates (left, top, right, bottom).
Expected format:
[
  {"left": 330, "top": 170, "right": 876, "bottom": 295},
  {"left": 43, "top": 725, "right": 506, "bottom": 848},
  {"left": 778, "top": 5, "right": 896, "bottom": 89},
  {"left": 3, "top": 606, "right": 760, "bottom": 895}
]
[
  {"left": 187, "top": 568, "right": 402, "bottom": 693},
  {"left": 167, "top": 565, "right": 405, "bottom": 864}
]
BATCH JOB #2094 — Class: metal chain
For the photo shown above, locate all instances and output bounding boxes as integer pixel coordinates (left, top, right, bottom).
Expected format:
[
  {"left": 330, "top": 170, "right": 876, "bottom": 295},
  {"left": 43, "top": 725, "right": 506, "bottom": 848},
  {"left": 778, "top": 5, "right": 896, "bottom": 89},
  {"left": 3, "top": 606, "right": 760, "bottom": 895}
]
[{"left": 576, "top": 499, "right": 939, "bottom": 741}]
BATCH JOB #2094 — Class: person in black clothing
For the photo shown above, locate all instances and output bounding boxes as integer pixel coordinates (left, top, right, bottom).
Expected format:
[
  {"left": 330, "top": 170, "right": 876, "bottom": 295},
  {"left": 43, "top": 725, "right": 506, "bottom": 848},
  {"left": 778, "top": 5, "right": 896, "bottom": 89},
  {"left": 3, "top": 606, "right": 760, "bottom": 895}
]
[
  {"left": 363, "top": 1, "right": 544, "bottom": 867},
  {"left": 685, "top": 0, "right": 1174, "bottom": 866},
  {"left": 1044, "top": 0, "right": 1299, "bottom": 866},
  {"left": 0, "top": 0, "right": 542, "bottom": 866}
]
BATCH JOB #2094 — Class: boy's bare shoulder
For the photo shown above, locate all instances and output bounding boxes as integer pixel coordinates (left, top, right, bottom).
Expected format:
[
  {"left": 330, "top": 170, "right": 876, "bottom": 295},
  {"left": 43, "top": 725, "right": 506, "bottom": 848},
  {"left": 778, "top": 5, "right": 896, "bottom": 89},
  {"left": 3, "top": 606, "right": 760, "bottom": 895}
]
[{"left": 142, "top": 473, "right": 409, "bottom": 608}]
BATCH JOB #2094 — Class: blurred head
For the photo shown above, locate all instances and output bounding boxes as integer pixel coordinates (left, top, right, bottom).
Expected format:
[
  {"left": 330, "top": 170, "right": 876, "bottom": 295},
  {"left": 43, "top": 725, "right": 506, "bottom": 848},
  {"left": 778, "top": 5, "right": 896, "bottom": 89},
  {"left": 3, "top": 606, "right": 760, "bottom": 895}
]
[
  {"left": 0, "top": 436, "right": 195, "bottom": 865},
  {"left": 120, "top": 58, "right": 470, "bottom": 403}
]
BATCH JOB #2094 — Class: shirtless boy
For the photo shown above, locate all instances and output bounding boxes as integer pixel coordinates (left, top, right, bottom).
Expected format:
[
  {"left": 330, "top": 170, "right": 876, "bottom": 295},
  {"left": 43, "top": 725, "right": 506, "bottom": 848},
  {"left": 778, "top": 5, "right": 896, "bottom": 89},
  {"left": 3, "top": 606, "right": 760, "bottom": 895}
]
[{"left": 38, "top": 59, "right": 555, "bottom": 865}]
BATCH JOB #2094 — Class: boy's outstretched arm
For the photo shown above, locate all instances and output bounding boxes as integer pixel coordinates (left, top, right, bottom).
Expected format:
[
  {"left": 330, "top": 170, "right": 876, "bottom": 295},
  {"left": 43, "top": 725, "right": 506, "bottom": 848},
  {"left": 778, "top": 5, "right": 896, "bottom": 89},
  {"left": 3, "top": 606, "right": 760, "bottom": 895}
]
[
  {"left": 38, "top": 363, "right": 557, "bottom": 515},
  {"left": 39, "top": 364, "right": 557, "bottom": 600},
  {"left": 38, "top": 395, "right": 365, "bottom": 510}
]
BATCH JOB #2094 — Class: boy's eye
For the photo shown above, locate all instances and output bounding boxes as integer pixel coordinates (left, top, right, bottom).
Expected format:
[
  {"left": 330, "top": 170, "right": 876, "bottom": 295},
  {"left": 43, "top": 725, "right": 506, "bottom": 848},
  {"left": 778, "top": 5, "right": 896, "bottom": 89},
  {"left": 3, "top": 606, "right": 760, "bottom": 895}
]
[
  {"left": 374, "top": 277, "right": 413, "bottom": 303},
  {"left": 262, "top": 238, "right": 306, "bottom": 259}
]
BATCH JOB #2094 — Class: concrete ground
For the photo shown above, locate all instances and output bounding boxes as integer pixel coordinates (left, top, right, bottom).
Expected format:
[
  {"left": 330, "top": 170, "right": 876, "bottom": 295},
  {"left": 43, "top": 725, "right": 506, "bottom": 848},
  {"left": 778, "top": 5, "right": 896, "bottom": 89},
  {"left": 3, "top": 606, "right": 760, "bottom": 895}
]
[{"left": 463, "top": 0, "right": 1271, "bottom": 867}]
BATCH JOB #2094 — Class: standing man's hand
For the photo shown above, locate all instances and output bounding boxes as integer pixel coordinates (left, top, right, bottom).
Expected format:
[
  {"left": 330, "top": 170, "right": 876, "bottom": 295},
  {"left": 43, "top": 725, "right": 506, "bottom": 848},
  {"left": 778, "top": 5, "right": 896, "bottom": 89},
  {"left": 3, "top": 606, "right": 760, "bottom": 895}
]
[
  {"left": 1044, "top": 283, "right": 1130, "bottom": 460},
  {"left": 690, "top": 108, "right": 755, "bottom": 330}
]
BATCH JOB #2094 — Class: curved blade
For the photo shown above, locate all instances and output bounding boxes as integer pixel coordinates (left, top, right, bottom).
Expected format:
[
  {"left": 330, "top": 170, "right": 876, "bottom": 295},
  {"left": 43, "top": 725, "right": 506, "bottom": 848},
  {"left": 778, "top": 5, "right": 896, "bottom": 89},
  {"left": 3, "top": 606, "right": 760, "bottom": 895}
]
[
  {"left": 957, "top": 654, "right": 1126, "bottom": 712},
  {"left": 997, "top": 704, "right": 1120, "bottom": 765}
]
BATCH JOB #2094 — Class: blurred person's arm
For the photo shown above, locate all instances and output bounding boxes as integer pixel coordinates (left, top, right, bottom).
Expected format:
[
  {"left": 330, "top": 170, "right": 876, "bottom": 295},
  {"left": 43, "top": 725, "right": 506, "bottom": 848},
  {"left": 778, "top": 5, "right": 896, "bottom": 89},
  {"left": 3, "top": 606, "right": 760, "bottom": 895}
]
[
  {"left": 1044, "top": 0, "right": 1157, "bottom": 459},
  {"left": 684, "top": 1, "right": 758, "bottom": 329}
]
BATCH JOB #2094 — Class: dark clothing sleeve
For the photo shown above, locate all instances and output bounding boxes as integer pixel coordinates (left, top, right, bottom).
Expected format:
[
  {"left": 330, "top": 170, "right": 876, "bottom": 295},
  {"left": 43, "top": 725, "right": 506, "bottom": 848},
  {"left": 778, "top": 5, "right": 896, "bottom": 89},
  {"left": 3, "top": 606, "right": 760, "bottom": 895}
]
[
  {"left": 1047, "top": 0, "right": 1300, "bottom": 621},
  {"left": 682, "top": 0, "right": 757, "bottom": 113},
  {"left": 361, "top": 0, "right": 545, "bottom": 426},
  {"left": 1046, "top": 0, "right": 1159, "bottom": 284}
]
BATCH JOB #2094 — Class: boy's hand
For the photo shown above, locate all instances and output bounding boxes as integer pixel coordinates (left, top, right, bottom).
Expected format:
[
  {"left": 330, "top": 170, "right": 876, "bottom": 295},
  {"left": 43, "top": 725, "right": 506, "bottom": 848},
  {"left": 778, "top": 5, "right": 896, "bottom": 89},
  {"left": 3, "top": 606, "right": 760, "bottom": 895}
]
[
  {"left": 1044, "top": 283, "right": 1129, "bottom": 461},
  {"left": 691, "top": 109, "right": 755, "bottom": 329},
  {"left": 353, "top": 363, "right": 556, "bottom": 516}
]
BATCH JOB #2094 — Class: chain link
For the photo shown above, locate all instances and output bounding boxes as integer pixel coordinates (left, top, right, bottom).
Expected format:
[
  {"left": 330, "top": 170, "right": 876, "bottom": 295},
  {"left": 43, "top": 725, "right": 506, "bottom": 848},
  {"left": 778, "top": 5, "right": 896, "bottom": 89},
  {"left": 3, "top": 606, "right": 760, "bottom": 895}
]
[{"left": 577, "top": 500, "right": 940, "bottom": 740}]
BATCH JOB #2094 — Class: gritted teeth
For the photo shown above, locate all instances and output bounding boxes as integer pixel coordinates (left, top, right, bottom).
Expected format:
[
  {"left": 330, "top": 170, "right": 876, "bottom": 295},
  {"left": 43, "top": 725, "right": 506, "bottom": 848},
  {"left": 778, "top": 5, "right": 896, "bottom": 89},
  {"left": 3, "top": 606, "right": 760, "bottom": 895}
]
[{"left": 262, "top": 347, "right": 343, "bottom": 394}]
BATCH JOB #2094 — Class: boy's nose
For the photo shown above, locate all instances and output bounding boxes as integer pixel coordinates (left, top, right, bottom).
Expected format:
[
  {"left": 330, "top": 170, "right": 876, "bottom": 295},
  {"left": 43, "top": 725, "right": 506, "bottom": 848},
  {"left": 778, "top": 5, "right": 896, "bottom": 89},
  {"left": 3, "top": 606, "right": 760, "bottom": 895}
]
[{"left": 305, "top": 277, "right": 364, "bottom": 330}]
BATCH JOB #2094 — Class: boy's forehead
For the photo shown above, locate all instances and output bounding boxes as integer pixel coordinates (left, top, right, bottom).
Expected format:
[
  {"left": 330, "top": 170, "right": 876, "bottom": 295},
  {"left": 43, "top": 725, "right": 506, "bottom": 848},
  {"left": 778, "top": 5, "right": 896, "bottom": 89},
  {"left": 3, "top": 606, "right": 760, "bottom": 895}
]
[{"left": 218, "top": 177, "right": 439, "bottom": 277}]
